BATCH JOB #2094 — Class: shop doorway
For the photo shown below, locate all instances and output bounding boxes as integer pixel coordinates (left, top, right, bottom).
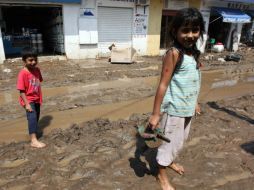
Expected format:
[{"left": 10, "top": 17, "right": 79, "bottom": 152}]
[
  {"left": 97, "top": 6, "right": 133, "bottom": 57},
  {"left": 240, "top": 23, "right": 253, "bottom": 44},
  {"left": 208, "top": 15, "right": 231, "bottom": 46},
  {"left": 1, "top": 5, "right": 65, "bottom": 58},
  {"left": 160, "top": 10, "right": 178, "bottom": 49}
]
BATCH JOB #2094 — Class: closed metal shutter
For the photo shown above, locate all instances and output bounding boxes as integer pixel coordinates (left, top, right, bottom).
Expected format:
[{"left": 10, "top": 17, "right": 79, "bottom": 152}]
[{"left": 97, "top": 6, "right": 133, "bottom": 56}]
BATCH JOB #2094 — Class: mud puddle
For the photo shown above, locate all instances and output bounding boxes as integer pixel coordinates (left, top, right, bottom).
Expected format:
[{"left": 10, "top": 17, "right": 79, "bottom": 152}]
[{"left": 0, "top": 70, "right": 254, "bottom": 142}]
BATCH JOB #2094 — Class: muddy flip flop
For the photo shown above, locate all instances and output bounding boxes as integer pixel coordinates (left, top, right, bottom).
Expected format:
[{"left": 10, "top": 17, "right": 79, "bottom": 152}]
[{"left": 138, "top": 122, "right": 170, "bottom": 148}]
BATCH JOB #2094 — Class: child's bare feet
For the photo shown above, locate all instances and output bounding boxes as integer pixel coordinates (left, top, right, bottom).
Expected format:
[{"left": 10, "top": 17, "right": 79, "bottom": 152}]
[
  {"left": 31, "top": 141, "right": 46, "bottom": 148},
  {"left": 157, "top": 167, "right": 175, "bottom": 190},
  {"left": 169, "top": 162, "right": 184, "bottom": 175}
]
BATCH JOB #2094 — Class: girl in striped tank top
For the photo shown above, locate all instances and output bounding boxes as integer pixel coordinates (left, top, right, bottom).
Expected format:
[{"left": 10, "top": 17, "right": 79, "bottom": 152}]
[{"left": 149, "top": 8, "right": 205, "bottom": 190}]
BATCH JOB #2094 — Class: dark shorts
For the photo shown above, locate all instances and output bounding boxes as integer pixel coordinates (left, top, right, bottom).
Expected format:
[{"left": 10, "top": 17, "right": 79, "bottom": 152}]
[{"left": 26, "top": 102, "right": 40, "bottom": 134}]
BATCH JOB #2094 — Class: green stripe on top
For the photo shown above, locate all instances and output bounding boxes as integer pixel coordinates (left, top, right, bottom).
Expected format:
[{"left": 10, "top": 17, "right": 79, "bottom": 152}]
[{"left": 161, "top": 54, "right": 201, "bottom": 117}]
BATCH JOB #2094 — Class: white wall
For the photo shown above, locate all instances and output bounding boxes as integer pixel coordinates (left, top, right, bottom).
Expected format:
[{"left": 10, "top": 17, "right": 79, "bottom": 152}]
[
  {"left": 0, "top": 27, "right": 5, "bottom": 64},
  {"left": 63, "top": 2, "right": 98, "bottom": 59},
  {"left": 63, "top": 4, "right": 80, "bottom": 59},
  {"left": 132, "top": 5, "right": 149, "bottom": 55},
  {"left": 63, "top": 0, "right": 150, "bottom": 59}
]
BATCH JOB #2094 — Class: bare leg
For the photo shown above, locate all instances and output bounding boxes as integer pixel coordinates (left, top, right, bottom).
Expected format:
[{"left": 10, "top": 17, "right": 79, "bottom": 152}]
[
  {"left": 157, "top": 165, "right": 175, "bottom": 190},
  {"left": 30, "top": 133, "right": 46, "bottom": 148}
]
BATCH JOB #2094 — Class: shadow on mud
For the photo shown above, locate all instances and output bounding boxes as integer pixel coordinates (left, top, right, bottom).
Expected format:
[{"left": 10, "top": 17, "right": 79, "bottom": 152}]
[
  {"left": 241, "top": 141, "right": 254, "bottom": 155},
  {"left": 207, "top": 102, "right": 254, "bottom": 124},
  {"left": 37, "top": 115, "right": 53, "bottom": 138},
  {"left": 129, "top": 133, "right": 158, "bottom": 177}
]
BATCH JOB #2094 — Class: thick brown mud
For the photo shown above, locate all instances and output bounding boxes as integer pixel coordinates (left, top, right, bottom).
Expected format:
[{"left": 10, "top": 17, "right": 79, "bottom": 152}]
[
  {"left": 0, "top": 95, "right": 254, "bottom": 190},
  {"left": 0, "top": 49, "right": 254, "bottom": 189}
]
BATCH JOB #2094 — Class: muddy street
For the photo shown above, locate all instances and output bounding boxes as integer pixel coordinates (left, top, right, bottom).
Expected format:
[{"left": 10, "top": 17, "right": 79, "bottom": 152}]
[{"left": 0, "top": 49, "right": 254, "bottom": 189}]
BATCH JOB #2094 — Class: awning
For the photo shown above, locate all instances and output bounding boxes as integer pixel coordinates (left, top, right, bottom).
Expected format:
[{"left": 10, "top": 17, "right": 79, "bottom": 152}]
[{"left": 212, "top": 7, "right": 251, "bottom": 23}]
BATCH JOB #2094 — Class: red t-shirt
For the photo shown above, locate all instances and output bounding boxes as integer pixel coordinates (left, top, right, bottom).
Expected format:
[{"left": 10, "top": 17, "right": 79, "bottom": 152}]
[{"left": 17, "top": 67, "right": 43, "bottom": 106}]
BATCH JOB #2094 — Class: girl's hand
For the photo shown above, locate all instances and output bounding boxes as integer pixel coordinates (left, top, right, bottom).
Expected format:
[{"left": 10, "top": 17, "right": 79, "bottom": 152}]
[
  {"left": 149, "top": 114, "right": 160, "bottom": 130},
  {"left": 195, "top": 104, "right": 201, "bottom": 116},
  {"left": 25, "top": 104, "right": 33, "bottom": 112}
]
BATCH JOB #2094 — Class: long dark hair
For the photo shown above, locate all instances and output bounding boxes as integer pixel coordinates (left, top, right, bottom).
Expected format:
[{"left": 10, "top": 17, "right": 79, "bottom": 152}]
[{"left": 168, "top": 8, "right": 205, "bottom": 68}]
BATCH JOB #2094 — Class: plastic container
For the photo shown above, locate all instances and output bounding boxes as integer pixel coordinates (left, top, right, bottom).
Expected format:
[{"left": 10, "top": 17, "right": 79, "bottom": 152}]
[
  {"left": 37, "top": 34, "right": 42, "bottom": 40},
  {"left": 212, "top": 44, "right": 224, "bottom": 53}
]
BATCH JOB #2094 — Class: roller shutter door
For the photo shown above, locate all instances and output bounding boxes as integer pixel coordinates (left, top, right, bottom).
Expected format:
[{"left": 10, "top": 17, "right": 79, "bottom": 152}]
[{"left": 97, "top": 6, "right": 133, "bottom": 56}]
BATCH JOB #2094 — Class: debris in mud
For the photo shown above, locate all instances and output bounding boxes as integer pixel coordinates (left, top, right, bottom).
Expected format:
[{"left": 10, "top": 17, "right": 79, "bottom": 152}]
[
  {"left": 225, "top": 53, "right": 242, "bottom": 62},
  {"left": 2, "top": 68, "right": 11, "bottom": 73}
]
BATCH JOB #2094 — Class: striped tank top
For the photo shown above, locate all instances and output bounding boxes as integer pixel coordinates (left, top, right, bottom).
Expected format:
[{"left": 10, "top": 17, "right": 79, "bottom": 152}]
[{"left": 161, "top": 53, "right": 201, "bottom": 117}]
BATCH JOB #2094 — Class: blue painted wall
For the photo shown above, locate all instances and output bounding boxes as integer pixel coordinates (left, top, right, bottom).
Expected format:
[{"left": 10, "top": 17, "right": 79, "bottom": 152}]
[{"left": 33, "top": 0, "right": 81, "bottom": 3}]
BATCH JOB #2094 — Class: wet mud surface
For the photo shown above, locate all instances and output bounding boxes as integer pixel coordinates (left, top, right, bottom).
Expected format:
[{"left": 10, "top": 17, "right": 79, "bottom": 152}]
[
  {"left": 0, "top": 95, "right": 254, "bottom": 190},
  {"left": 0, "top": 57, "right": 160, "bottom": 121},
  {"left": 1, "top": 49, "right": 254, "bottom": 121},
  {"left": 0, "top": 49, "right": 254, "bottom": 189}
]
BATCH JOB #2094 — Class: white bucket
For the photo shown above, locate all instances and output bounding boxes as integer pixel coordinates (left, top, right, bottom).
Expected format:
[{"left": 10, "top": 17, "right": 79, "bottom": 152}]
[
  {"left": 212, "top": 44, "right": 224, "bottom": 53},
  {"left": 37, "top": 34, "right": 42, "bottom": 40}
]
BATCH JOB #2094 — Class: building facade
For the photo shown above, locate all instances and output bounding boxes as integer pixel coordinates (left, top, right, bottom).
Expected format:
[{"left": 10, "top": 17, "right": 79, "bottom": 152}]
[
  {"left": 202, "top": 0, "right": 254, "bottom": 52},
  {"left": 0, "top": 0, "right": 154, "bottom": 63},
  {"left": 1, "top": 0, "right": 253, "bottom": 63}
]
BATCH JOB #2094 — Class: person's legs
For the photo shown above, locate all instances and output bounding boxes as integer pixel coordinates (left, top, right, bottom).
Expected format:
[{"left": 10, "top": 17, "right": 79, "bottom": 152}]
[
  {"left": 26, "top": 103, "right": 45, "bottom": 148},
  {"left": 184, "top": 117, "right": 192, "bottom": 141},
  {"left": 34, "top": 103, "right": 40, "bottom": 122},
  {"left": 157, "top": 165, "right": 175, "bottom": 190},
  {"left": 157, "top": 115, "right": 185, "bottom": 166},
  {"left": 156, "top": 114, "right": 185, "bottom": 189},
  {"left": 168, "top": 117, "right": 192, "bottom": 175}
]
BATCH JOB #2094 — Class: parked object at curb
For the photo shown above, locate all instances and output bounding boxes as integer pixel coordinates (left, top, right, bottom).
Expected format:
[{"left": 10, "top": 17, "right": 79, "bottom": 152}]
[
  {"left": 224, "top": 53, "right": 242, "bottom": 62},
  {"left": 212, "top": 42, "right": 224, "bottom": 53},
  {"left": 110, "top": 46, "right": 136, "bottom": 64},
  {"left": 218, "top": 58, "right": 225, "bottom": 62}
]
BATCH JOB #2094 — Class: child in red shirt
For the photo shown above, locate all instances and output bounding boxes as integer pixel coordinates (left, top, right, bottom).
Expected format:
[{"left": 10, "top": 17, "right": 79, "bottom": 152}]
[{"left": 17, "top": 47, "right": 46, "bottom": 148}]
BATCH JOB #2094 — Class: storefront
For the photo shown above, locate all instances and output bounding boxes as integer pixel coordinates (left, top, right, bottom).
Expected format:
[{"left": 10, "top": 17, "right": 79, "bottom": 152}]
[
  {"left": 202, "top": 0, "right": 254, "bottom": 52},
  {"left": 160, "top": 9, "right": 178, "bottom": 49},
  {"left": 1, "top": 6, "right": 64, "bottom": 58},
  {"left": 241, "top": 10, "right": 254, "bottom": 44},
  {"left": 68, "top": 0, "right": 149, "bottom": 59},
  {"left": 97, "top": 1, "right": 134, "bottom": 57},
  {"left": 160, "top": 0, "right": 189, "bottom": 49},
  {"left": 0, "top": 0, "right": 151, "bottom": 63},
  {"left": 0, "top": 0, "right": 81, "bottom": 60},
  {"left": 209, "top": 7, "right": 251, "bottom": 51}
]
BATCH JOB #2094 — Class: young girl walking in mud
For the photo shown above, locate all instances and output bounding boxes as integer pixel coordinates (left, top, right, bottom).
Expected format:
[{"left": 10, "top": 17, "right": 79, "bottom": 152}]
[
  {"left": 148, "top": 8, "right": 204, "bottom": 190},
  {"left": 17, "top": 47, "right": 46, "bottom": 148}
]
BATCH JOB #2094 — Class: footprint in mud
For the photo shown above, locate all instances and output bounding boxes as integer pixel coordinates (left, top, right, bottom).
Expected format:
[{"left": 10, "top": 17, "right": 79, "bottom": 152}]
[
  {"left": 213, "top": 172, "right": 253, "bottom": 187},
  {"left": 0, "top": 179, "right": 11, "bottom": 186},
  {"left": 0, "top": 159, "right": 28, "bottom": 168},
  {"left": 57, "top": 152, "right": 85, "bottom": 167},
  {"left": 69, "top": 167, "right": 103, "bottom": 181}
]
